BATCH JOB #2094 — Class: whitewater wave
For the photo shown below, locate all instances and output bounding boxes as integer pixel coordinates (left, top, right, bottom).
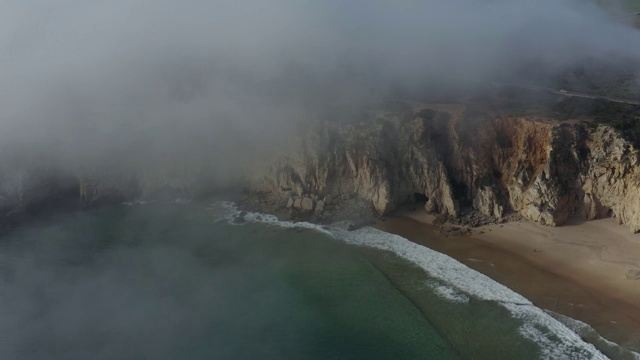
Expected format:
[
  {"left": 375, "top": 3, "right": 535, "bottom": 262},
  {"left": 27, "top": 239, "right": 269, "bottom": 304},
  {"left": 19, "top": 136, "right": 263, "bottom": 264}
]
[
  {"left": 123, "top": 200, "right": 151, "bottom": 206},
  {"left": 549, "top": 311, "right": 640, "bottom": 360},
  {"left": 211, "top": 201, "right": 333, "bottom": 236},
  {"left": 333, "top": 226, "right": 608, "bottom": 360},
  {"left": 213, "top": 201, "right": 608, "bottom": 360},
  {"left": 429, "top": 282, "right": 470, "bottom": 304}
]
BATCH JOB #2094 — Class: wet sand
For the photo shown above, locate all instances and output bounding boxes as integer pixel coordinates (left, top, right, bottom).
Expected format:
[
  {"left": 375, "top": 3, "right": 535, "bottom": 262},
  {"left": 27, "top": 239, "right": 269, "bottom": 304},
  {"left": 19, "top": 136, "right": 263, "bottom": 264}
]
[{"left": 375, "top": 208, "right": 640, "bottom": 351}]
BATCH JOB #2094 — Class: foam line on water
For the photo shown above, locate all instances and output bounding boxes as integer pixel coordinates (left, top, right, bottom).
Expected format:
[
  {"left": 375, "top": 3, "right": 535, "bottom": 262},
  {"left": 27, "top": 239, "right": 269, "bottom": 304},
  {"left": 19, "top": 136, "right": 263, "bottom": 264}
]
[
  {"left": 549, "top": 311, "right": 640, "bottom": 360},
  {"left": 429, "top": 282, "right": 470, "bottom": 303},
  {"left": 333, "top": 225, "right": 608, "bottom": 360},
  {"left": 212, "top": 202, "right": 609, "bottom": 360},
  {"left": 210, "top": 201, "right": 333, "bottom": 236}
]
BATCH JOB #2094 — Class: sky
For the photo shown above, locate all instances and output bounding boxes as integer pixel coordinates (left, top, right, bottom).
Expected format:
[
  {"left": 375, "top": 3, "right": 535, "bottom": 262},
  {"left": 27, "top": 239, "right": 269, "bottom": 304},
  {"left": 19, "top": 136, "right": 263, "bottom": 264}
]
[{"left": 0, "top": 0, "right": 637, "bottom": 186}]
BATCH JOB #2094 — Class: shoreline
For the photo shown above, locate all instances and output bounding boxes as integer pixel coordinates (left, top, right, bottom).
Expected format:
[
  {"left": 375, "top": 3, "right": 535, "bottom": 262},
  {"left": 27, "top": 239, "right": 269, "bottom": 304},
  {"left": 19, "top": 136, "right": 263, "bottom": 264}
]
[{"left": 374, "top": 208, "right": 640, "bottom": 352}]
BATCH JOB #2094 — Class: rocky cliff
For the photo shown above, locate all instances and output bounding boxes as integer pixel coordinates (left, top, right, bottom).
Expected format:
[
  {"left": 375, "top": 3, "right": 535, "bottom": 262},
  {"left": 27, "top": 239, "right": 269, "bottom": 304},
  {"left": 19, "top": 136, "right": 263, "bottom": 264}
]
[
  {"left": 0, "top": 160, "right": 226, "bottom": 231},
  {"left": 252, "top": 103, "right": 640, "bottom": 233},
  {"left": 2, "top": 100, "right": 639, "bottom": 234}
]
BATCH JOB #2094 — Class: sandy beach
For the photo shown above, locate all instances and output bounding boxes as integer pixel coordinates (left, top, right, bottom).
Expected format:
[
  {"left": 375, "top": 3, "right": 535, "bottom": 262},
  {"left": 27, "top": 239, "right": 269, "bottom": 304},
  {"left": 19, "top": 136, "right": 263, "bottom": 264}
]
[{"left": 375, "top": 207, "right": 640, "bottom": 351}]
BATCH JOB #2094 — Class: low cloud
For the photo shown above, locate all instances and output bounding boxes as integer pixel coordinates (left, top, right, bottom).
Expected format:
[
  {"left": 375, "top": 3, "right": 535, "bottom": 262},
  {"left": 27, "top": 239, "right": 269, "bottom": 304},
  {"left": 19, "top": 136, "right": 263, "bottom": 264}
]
[{"left": 0, "top": 0, "right": 636, "bottom": 183}]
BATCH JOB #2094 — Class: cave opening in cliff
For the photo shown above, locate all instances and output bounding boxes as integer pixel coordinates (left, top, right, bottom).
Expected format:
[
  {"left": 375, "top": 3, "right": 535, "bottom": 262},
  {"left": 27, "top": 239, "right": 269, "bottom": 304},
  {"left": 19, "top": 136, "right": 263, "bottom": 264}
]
[{"left": 414, "top": 192, "right": 428, "bottom": 204}]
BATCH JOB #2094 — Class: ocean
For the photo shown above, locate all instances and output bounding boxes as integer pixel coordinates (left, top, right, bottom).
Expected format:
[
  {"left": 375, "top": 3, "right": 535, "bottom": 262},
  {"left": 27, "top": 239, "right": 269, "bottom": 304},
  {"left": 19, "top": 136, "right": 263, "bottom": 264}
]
[{"left": 0, "top": 202, "right": 633, "bottom": 359}]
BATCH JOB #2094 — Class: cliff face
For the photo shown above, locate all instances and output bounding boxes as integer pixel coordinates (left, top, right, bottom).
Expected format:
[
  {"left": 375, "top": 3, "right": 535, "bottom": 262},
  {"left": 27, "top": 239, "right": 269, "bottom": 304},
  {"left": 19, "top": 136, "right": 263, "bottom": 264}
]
[
  {"left": 0, "top": 162, "right": 221, "bottom": 231},
  {"left": 255, "top": 104, "right": 640, "bottom": 233},
  {"left": 2, "top": 102, "right": 639, "bottom": 233}
]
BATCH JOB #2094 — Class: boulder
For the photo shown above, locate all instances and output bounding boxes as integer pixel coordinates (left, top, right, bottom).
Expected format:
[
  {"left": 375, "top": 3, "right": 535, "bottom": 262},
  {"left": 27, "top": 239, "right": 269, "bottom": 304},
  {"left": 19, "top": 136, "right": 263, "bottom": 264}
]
[
  {"left": 626, "top": 269, "right": 640, "bottom": 280},
  {"left": 432, "top": 214, "right": 447, "bottom": 225},
  {"left": 301, "top": 197, "right": 314, "bottom": 211}
]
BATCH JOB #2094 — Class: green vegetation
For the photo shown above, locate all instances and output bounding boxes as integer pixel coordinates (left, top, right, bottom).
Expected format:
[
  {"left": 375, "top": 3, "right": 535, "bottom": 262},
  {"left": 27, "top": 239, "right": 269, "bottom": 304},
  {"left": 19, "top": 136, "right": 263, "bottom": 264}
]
[
  {"left": 590, "top": 101, "right": 640, "bottom": 147},
  {"left": 595, "top": 0, "right": 640, "bottom": 28},
  {"left": 595, "top": 0, "right": 640, "bottom": 13},
  {"left": 463, "top": 84, "right": 640, "bottom": 148},
  {"left": 550, "top": 97, "right": 640, "bottom": 147},
  {"left": 554, "top": 57, "right": 640, "bottom": 99}
]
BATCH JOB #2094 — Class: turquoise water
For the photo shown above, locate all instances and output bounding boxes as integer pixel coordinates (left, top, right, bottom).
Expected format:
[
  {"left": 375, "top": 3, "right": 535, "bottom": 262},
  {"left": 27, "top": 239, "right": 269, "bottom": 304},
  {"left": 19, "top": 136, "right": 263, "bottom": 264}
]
[{"left": 0, "top": 204, "right": 613, "bottom": 359}]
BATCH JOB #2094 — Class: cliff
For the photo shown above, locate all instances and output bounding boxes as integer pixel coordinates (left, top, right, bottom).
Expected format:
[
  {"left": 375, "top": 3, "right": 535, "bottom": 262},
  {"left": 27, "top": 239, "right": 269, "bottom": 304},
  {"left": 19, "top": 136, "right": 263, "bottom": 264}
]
[
  {"left": 0, "top": 160, "right": 224, "bottom": 231},
  {"left": 252, "top": 103, "right": 640, "bottom": 233},
  {"left": 1, "top": 100, "right": 639, "bottom": 234}
]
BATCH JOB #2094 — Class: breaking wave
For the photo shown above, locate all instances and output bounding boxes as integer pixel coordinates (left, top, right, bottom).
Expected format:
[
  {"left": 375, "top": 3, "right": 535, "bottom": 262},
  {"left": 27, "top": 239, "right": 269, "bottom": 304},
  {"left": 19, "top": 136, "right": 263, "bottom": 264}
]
[{"left": 213, "top": 201, "right": 609, "bottom": 360}]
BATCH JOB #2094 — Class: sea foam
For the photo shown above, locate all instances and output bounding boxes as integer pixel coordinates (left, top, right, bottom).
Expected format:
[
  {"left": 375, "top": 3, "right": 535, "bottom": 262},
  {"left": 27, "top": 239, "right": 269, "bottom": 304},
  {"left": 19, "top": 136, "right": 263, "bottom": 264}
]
[
  {"left": 332, "top": 225, "right": 608, "bottom": 360},
  {"left": 429, "top": 282, "right": 470, "bottom": 303},
  {"left": 214, "top": 202, "right": 609, "bottom": 360}
]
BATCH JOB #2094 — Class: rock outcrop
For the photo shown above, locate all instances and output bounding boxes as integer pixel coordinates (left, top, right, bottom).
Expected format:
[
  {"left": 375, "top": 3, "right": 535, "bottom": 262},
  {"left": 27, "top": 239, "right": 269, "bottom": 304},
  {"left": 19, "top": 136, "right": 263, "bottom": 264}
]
[
  {"left": 0, "top": 162, "right": 222, "bottom": 231},
  {"left": 252, "top": 105, "right": 640, "bottom": 233},
  {"left": 2, "top": 101, "right": 640, "bottom": 234}
]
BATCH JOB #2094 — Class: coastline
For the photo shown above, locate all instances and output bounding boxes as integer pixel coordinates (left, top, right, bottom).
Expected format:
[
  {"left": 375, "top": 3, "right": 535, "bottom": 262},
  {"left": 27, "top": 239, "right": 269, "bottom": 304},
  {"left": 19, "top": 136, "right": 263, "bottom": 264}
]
[
  {"left": 218, "top": 200, "right": 619, "bottom": 358},
  {"left": 375, "top": 208, "right": 640, "bottom": 352}
]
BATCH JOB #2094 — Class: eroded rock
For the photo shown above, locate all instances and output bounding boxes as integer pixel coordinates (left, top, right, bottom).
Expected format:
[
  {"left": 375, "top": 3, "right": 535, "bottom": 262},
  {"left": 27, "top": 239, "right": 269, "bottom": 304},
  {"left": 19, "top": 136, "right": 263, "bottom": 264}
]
[
  {"left": 252, "top": 108, "right": 640, "bottom": 233},
  {"left": 300, "top": 197, "right": 314, "bottom": 211},
  {"left": 626, "top": 269, "right": 640, "bottom": 280}
]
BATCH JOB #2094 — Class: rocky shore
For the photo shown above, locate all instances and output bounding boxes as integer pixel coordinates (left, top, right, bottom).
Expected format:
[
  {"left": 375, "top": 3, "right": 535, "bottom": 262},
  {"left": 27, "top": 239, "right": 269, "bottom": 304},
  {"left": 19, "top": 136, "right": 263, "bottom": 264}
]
[
  {"left": 245, "top": 101, "right": 640, "bottom": 233},
  {"left": 236, "top": 190, "right": 380, "bottom": 227},
  {"left": 1, "top": 100, "right": 640, "bottom": 237}
]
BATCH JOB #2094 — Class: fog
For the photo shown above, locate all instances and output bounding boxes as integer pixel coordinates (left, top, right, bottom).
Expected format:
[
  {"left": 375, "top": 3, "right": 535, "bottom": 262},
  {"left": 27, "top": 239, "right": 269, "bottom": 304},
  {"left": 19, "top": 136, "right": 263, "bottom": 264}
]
[
  {"left": 0, "top": 0, "right": 637, "bottom": 187},
  {"left": 0, "top": 2, "right": 639, "bottom": 358},
  {"left": 0, "top": 205, "right": 418, "bottom": 360},
  {"left": 0, "top": 206, "right": 318, "bottom": 359}
]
